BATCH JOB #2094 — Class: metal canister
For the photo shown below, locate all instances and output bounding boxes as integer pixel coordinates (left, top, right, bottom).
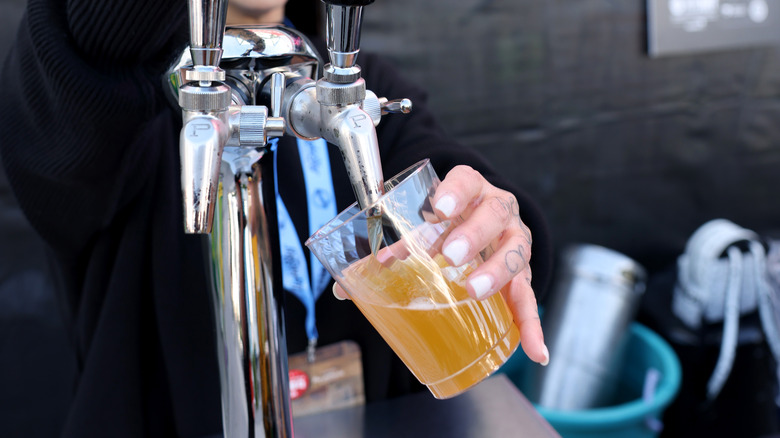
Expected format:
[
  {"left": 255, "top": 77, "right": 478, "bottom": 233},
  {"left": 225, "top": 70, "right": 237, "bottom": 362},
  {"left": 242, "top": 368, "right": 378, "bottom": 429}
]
[{"left": 529, "top": 244, "right": 647, "bottom": 410}]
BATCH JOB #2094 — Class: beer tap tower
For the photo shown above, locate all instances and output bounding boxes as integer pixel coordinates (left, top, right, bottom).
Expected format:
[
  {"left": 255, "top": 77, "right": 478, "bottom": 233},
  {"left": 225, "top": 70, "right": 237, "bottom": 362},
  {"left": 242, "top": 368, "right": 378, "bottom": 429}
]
[{"left": 174, "top": 0, "right": 411, "bottom": 436}]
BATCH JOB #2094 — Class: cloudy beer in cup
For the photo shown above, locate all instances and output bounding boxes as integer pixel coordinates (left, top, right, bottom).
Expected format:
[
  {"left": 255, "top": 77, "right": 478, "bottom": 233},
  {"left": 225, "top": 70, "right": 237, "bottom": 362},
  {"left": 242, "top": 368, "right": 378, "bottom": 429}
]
[{"left": 307, "top": 160, "right": 521, "bottom": 398}]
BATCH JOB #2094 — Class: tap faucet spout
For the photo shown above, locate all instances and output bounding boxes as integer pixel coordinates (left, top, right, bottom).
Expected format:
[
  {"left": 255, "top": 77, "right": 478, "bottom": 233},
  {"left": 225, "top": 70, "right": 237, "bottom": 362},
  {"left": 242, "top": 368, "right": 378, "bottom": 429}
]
[
  {"left": 180, "top": 0, "right": 231, "bottom": 234},
  {"left": 283, "top": 77, "right": 385, "bottom": 213},
  {"left": 178, "top": 81, "right": 232, "bottom": 234},
  {"left": 320, "top": 0, "right": 383, "bottom": 212},
  {"left": 180, "top": 111, "right": 230, "bottom": 233},
  {"left": 327, "top": 105, "right": 384, "bottom": 214}
]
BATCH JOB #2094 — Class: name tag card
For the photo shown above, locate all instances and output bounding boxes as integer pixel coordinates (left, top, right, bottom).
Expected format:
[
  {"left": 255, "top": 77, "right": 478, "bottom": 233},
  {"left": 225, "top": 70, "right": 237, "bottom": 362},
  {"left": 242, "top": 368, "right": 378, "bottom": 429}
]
[
  {"left": 288, "top": 340, "right": 366, "bottom": 418},
  {"left": 647, "top": 0, "right": 780, "bottom": 56}
]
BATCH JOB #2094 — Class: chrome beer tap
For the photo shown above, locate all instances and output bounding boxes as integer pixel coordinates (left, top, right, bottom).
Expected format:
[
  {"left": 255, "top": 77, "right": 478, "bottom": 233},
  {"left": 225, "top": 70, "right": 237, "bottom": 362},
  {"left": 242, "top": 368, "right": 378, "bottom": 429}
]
[
  {"left": 294, "top": 0, "right": 385, "bottom": 211},
  {"left": 179, "top": 1, "right": 289, "bottom": 234},
  {"left": 180, "top": 2, "right": 293, "bottom": 437},
  {"left": 173, "top": 0, "right": 412, "bottom": 436},
  {"left": 179, "top": 0, "right": 231, "bottom": 234},
  {"left": 282, "top": 0, "right": 412, "bottom": 250},
  {"left": 300, "top": 1, "right": 406, "bottom": 243}
]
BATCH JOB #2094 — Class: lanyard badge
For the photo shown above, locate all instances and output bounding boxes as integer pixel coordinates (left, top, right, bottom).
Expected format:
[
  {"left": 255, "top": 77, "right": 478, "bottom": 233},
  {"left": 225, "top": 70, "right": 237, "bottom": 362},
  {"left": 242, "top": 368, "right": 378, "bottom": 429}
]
[
  {"left": 274, "top": 138, "right": 367, "bottom": 416},
  {"left": 273, "top": 138, "right": 337, "bottom": 358}
]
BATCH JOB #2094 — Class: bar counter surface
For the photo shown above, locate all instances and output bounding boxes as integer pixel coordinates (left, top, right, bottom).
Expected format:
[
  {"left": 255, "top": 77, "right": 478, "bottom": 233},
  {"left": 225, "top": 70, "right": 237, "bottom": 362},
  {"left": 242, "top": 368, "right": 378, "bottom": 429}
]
[{"left": 294, "top": 374, "right": 560, "bottom": 437}]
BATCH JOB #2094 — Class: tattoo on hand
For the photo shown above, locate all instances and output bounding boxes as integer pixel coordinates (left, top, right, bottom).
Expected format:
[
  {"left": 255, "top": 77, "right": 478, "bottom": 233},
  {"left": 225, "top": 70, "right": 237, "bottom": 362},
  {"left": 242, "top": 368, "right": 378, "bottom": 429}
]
[
  {"left": 505, "top": 244, "right": 528, "bottom": 274},
  {"left": 491, "top": 196, "right": 532, "bottom": 246},
  {"left": 520, "top": 224, "right": 532, "bottom": 246},
  {"left": 492, "top": 197, "right": 520, "bottom": 220}
]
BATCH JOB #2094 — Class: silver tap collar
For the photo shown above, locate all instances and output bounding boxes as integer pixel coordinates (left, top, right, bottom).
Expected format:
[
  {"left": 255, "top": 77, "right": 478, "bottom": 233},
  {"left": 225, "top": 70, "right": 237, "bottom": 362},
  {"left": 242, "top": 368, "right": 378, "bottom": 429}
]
[
  {"left": 179, "top": 83, "right": 232, "bottom": 111},
  {"left": 323, "top": 64, "right": 362, "bottom": 83},
  {"left": 184, "top": 65, "right": 226, "bottom": 82},
  {"left": 316, "top": 77, "right": 366, "bottom": 106}
]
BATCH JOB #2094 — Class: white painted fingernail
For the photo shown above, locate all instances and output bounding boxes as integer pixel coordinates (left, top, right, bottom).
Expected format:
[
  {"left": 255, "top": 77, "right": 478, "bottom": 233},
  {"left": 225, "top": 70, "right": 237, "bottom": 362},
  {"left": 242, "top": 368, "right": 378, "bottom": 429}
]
[
  {"left": 541, "top": 344, "right": 550, "bottom": 366},
  {"left": 469, "top": 274, "right": 493, "bottom": 300},
  {"left": 332, "top": 283, "right": 346, "bottom": 301},
  {"left": 443, "top": 238, "right": 469, "bottom": 266},
  {"left": 435, "top": 194, "right": 457, "bottom": 217}
]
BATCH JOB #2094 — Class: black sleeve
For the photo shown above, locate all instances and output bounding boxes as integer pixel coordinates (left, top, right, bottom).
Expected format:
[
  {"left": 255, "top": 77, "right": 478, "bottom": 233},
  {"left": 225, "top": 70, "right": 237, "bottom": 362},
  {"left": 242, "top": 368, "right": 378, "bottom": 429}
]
[
  {"left": 0, "top": 0, "right": 187, "bottom": 257},
  {"left": 0, "top": 4, "right": 227, "bottom": 436},
  {"left": 359, "top": 51, "right": 554, "bottom": 297}
]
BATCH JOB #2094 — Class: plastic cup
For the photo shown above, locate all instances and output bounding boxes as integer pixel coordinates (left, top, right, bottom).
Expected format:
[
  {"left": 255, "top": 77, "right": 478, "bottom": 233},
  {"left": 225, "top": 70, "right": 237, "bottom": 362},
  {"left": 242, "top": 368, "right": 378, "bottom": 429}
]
[{"left": 305, "top": 159, "right": 521, "bottom": 399}]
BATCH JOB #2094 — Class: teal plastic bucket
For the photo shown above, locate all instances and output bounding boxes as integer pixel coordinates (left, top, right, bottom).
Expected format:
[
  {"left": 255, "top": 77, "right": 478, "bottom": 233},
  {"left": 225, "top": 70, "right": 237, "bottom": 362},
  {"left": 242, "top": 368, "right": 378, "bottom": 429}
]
[{"left": 500, "top": 323, "right": 682, "bottom": 438}]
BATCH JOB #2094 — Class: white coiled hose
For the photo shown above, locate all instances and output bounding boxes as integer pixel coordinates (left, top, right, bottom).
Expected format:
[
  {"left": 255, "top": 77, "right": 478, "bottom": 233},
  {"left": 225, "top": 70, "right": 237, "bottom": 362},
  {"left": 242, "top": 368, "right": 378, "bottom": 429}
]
[{"left": 673, "top": 219, "right": 780, "bottom": 400}]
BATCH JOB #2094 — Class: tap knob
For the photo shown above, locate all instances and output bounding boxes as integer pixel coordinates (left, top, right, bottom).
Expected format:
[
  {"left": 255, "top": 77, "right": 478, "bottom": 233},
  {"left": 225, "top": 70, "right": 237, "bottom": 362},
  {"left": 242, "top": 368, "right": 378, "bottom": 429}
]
[
  {"left": 380, "top": 98, "right": 412, "bottom": 115},
  {"left": 236, "top": 72, "right": 287, "bottom": 147},
  {"left": 362, "top": 93, "right": 413, "bottom": 126}
]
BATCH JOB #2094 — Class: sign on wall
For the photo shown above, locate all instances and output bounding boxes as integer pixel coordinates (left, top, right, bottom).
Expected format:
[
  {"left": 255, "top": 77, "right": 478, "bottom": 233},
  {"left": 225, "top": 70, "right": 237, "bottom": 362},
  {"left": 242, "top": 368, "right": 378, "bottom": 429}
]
[{"left": 647, "top": 0, "right": 780, "bottom": 56}]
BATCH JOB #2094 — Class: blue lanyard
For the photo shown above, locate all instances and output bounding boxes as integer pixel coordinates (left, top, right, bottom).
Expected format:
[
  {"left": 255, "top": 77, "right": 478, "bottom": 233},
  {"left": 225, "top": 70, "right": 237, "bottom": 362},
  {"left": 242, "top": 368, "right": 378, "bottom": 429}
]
[{"left": 272, "top": 138, "right": 337, "bottom": 345}]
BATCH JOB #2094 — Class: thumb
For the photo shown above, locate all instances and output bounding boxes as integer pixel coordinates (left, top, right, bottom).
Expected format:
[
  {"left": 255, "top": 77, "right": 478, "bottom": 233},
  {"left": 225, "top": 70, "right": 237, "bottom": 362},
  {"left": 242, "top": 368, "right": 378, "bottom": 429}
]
[{"left": 332, "top": 282, "right": 350, "bottom": 301}]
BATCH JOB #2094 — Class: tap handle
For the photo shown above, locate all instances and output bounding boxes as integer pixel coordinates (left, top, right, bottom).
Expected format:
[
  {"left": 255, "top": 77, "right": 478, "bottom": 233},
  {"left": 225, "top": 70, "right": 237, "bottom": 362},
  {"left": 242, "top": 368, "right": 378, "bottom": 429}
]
[
  {"left": 322, "top": 0, "right": 375, "bottom": 71},
  {"left": 188, "top": 0, "right": 228, "bottom": 67},
  {"left": 265, "top": 72, "right": 286, "bottom": 139},
  {"left": 270, "top": 72, "right": 285, "bottom": 118}
]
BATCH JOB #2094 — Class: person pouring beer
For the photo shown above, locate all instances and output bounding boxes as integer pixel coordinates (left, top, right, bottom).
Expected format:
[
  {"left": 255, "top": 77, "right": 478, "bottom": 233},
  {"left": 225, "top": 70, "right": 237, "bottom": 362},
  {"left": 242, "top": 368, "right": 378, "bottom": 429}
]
[{"left": 0, "top": 0, "right": 552, "bottom": 436}]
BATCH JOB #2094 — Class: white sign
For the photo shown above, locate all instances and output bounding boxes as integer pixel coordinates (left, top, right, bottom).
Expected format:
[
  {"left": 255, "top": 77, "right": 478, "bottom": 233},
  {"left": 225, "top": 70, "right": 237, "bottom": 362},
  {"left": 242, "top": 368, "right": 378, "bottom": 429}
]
[{"left": 648, "top": 0, "right": 780, "bottom": 56}]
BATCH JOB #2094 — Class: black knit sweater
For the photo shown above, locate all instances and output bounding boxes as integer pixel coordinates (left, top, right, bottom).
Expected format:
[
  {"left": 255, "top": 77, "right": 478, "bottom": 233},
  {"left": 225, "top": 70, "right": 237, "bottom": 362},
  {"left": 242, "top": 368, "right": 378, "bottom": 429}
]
[{"left": 0, "top": 1, "right": 552, "bottom": 436}]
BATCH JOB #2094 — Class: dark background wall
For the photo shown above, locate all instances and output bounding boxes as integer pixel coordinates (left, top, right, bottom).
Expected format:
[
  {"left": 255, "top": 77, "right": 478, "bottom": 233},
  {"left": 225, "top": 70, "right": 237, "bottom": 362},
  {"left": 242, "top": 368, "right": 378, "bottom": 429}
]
[
  {"left": 358, "top": 0, "right": 780, "bottom": 275},
  {"left": 3, "top": 0, "right": 780, "bottom": 436}
]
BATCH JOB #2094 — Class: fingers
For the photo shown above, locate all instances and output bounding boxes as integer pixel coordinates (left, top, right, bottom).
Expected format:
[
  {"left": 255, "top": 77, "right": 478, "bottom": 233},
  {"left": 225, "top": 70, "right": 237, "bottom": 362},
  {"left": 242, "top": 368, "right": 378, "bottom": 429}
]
[
  {"left": 503, "top": 274, "right": 549, "bottom": 366},
  {"left": 433, "top": 166, "right": 533, "bottom": 301},
  {"left": 432, "top": 165, "right": 486, "bottom": 220},
  {"left": 465, "top": 225, "right": 532, "bottom": 299},
  {"left": 373, "top": 221, "right": 450, "bottom": 267},
  {"left": 439, "top": 193, "right": 515, "bottom": 266},
  {"left": 434, "top": 168, "right": 500, "bottom": 272}
]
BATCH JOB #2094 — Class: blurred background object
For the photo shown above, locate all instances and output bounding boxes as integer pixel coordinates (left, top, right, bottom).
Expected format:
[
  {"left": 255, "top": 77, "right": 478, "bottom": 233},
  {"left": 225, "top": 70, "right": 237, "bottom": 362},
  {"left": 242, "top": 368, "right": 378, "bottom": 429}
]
[
  {"left": 529, "top": 244, "right": 647, "bottom": 411},
  {"left": 500, "top": 244, "right": 681, "bottom": 438},
  {"left": 4, "top": 0, "right": 780, "bottom": 436},
  {"left": 502, "top": 320, "right": 682, "bottom": 438}
]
